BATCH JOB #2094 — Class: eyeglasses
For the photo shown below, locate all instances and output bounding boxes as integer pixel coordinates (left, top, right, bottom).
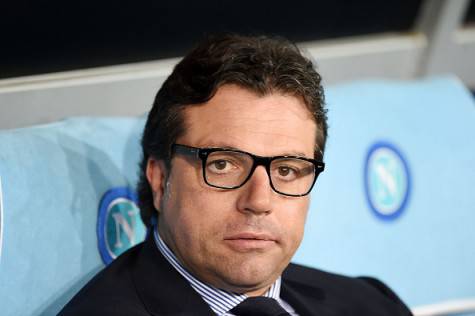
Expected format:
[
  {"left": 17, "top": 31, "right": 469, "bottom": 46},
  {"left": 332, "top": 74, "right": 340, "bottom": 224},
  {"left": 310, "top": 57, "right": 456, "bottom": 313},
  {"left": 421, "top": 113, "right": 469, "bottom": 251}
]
[{"left": 171, "top": 144, "right": 325, "bottom": 197}]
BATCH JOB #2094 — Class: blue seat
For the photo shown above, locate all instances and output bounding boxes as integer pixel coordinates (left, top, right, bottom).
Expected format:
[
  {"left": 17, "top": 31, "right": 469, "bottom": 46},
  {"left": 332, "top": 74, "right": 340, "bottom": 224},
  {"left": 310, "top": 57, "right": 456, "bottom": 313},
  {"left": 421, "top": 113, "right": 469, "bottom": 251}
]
[
  {"left": 0, "top": 77, "right": 474, "bottom": 315},
  {"left": 0, "top": 117, "right": 146, "bottom": 315}
]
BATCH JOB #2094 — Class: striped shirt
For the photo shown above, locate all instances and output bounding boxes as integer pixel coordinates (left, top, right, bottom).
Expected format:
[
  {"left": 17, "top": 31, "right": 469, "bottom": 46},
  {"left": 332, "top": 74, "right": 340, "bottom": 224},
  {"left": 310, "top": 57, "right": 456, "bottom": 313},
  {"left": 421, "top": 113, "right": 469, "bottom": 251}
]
[{"left": 153, "top": 228, "right": 297, "bottom": 315}]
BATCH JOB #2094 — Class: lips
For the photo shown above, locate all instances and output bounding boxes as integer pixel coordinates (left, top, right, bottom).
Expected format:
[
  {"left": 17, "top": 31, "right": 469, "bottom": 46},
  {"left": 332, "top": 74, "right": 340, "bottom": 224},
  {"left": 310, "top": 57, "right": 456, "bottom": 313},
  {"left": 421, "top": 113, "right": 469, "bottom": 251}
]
[{"left": 224, "top": 232, "right": 277, "bottom": 252}]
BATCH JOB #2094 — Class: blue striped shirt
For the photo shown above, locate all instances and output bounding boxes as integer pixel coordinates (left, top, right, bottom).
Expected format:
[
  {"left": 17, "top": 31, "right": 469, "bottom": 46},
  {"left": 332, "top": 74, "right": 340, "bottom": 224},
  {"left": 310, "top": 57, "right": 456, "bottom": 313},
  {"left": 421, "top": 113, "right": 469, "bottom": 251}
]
[{"left": 153, "top": 228, "right": 297, "bottom": 315}]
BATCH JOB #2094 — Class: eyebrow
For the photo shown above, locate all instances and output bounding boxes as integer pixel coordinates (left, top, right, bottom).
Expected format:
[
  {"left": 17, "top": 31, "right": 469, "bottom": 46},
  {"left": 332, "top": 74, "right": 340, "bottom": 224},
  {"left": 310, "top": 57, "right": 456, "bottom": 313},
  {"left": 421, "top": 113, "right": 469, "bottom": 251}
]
[{"left": 200, "top": 142, "right": 310, "bottom": 158}]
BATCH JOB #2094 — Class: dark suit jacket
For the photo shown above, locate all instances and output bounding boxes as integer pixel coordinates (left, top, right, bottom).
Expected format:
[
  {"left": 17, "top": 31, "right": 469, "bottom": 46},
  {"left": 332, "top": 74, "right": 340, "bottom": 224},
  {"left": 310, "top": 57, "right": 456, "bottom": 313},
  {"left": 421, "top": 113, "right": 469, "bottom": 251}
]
[{"left": 59, "top": 234, "right": 413, "bottom": 315}]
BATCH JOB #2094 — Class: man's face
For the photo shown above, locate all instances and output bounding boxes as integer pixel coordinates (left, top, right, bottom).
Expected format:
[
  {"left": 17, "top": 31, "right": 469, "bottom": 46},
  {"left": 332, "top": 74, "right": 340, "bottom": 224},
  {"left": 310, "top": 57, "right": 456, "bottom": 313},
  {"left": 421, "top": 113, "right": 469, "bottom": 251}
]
[{"left": 147, "top": 84, "right": 318, "bottom": 296}]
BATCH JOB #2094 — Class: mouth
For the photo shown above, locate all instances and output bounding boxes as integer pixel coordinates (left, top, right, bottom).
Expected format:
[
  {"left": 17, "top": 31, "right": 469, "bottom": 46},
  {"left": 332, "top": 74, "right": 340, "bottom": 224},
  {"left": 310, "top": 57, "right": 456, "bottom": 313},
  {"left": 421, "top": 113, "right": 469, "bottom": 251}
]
[{"left": 224, "top": 232, "right": 277, "bottom": 252}]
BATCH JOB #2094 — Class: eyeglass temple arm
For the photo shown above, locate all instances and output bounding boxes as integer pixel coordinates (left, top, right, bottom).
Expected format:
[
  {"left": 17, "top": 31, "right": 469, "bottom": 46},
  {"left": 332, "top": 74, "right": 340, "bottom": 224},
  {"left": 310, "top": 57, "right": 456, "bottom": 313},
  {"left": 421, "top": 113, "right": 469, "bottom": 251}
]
[{"left": 172, "top": 144, "right": 200, "bottom": 158}]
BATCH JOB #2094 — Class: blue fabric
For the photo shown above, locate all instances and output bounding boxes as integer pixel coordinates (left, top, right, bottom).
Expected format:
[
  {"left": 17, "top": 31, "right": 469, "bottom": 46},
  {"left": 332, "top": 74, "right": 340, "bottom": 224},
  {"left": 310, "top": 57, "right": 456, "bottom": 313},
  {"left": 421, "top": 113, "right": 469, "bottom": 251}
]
[
  {"left": 0, "top": 117, "right": 145, "bottom": 315},
  {"left": 294, "top": 76, "right": 475, "bottom": 306},
  {"left": 0, "top": 77, "right": 474, "bottom": 315}
]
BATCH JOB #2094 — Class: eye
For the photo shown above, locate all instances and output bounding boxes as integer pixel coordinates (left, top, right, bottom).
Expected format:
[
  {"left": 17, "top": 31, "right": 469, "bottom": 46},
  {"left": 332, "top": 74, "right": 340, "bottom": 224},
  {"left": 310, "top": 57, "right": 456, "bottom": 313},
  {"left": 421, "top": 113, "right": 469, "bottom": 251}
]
[
  {"left": 207, "top": 159, "right": 236, "bottom": 174},
  {"left": 272, "top": 158, "right": 314, "bottom": 182},
  {"left": 212, "top": 160, "right": 228, "bottom": 171},
  {"left": 278, "top": 166, "right": 292, "bottom": 177},
  {"left": 275, "top": 166, "right": 298, "bottom": 181}
]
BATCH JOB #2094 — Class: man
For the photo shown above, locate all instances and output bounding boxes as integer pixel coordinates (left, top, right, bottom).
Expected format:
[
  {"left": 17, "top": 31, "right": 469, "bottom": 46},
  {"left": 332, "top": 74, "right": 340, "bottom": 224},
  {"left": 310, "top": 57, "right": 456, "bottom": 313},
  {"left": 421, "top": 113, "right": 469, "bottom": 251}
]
[{"left": 60, "top": 34, "right": 413, "bottom": 315}]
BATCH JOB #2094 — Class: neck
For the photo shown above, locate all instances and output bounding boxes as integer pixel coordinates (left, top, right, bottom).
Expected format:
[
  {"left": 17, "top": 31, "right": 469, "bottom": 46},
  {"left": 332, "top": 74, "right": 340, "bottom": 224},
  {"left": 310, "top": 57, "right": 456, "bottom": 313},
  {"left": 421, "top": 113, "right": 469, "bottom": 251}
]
[{"left": 245, "top": 286, "right": 271, "bottom": 297}]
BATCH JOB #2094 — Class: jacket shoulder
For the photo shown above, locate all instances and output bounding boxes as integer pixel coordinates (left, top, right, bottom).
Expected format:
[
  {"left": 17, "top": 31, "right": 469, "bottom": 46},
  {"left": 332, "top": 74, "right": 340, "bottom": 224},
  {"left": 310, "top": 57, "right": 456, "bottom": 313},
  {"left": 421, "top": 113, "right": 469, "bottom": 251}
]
[
  {"left": 283, "top": 263, "right": 413, "bottom": 316},
  {"left": 58, "top": 243, "right": 148, "bottom": 316}
]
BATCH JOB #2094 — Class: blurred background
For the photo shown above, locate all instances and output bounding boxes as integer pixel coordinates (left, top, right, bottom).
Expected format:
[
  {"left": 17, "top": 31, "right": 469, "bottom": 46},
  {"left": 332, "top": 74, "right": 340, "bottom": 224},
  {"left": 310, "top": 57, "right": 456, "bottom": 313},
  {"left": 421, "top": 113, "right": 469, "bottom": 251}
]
[
  {"left": 0, "top": 0, "right": 474, "bottom": 128},
  {"left": 0, "top": 1, "right": 474, "bottom": 315}
]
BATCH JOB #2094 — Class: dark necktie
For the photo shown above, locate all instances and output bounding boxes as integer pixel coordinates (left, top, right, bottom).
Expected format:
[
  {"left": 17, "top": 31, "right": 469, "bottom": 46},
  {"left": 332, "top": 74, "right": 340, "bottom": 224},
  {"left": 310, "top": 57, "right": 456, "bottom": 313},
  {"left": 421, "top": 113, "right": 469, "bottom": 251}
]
[{"left": 230, "top": 297, "right": 291, "bottom": 316}]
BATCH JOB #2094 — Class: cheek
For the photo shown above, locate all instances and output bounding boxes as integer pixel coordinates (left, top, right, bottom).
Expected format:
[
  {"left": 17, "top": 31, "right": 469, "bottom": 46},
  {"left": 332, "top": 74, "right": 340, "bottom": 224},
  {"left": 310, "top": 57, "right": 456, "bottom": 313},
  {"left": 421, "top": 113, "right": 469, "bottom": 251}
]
[
  {"left": 279, "top": 199, "right": 309, "bottom": 246},
  {"left": 165, "top": 182, "right": 233, "bottom": 243}
]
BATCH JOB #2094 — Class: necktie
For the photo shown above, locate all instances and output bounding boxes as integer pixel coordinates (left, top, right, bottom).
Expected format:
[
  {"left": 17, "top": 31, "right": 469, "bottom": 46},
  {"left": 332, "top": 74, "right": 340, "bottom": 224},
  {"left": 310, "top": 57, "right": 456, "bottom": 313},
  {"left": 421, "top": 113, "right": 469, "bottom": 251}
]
[{"left": 230, "top": 297, "right": 291, "bottom": 316}]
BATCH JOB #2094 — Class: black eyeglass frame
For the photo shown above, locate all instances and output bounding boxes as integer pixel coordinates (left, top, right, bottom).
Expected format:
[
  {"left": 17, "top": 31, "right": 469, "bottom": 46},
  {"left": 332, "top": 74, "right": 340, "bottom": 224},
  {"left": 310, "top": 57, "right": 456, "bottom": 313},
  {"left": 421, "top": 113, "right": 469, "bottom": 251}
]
[{"left": 171, "top": 143, "right": 325, "bottom": 197}]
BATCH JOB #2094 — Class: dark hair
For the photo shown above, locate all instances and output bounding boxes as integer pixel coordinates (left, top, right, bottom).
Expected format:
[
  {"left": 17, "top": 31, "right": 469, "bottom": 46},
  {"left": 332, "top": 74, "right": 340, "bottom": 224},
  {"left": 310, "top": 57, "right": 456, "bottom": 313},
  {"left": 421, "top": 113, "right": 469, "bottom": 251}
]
[{"left": 137, "top": 34, "right": 327, "bottom": 227}]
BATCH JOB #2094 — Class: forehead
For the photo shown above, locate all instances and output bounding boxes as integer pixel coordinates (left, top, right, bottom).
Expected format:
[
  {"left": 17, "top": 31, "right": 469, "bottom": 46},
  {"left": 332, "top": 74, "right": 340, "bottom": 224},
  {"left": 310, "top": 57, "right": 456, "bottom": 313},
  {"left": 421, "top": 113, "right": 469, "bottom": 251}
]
[{"left": 179, "top": 85, "right": 317, "bottom": 157}]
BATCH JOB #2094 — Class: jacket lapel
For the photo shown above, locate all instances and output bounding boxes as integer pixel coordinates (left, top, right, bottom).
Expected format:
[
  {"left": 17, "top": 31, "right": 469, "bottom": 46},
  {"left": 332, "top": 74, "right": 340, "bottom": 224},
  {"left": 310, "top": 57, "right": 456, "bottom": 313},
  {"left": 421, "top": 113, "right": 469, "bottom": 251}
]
[
  {"left": 281, "top": 268, "right": 339, "bottom": 316},
  {"left": 131, "top": 234, "right": 215, "bottom": 316},
  {"left": 131, "top": 235, "right": 340, "bottom": 316}
]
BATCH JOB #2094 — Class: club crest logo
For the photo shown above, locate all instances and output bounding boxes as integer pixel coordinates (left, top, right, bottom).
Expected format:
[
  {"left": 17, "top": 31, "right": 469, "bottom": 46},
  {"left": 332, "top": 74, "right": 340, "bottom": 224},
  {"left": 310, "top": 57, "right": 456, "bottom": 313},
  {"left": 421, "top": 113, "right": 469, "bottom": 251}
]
[
  {"left": 364, "top": 142, "right": 411, "bottom": 221},
  {"left": 97, "top": 187, "right": 146, "bottom": 265}
]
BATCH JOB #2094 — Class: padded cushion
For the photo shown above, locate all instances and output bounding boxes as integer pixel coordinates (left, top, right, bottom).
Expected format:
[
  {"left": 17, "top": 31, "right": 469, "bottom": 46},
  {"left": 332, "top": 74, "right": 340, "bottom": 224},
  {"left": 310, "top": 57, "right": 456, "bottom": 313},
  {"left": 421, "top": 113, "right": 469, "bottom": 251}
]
[
  {"left": 0, "top": 117, "right": 145, "bottom": 315},
  {"left": 0, "top": 77, "right": 474, "bottom": 315},
  {"left": 294, "top": 76, "right": 475, "bottom": 307}
]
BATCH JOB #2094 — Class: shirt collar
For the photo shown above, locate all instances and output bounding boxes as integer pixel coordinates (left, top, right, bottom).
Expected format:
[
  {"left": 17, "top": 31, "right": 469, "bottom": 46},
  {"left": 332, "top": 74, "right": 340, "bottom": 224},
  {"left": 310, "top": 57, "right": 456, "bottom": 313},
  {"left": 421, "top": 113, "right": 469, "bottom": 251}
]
[{"left": 152, "top": 227, "right": 282, "bottom": 315}]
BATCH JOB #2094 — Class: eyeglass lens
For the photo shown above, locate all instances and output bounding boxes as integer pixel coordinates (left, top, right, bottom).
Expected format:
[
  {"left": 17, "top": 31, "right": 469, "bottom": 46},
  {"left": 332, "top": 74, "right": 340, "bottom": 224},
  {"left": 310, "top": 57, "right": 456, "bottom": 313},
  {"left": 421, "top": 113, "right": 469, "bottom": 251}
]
[{"left": 204, "top": 150, "right": 316, "bottom": 195}]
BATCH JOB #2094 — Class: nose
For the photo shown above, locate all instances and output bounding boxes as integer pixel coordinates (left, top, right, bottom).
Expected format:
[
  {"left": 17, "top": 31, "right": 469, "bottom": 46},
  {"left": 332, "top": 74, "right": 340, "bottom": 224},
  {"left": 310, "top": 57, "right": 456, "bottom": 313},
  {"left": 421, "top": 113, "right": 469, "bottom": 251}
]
[{"left": 236, "top": 165, "right": 273, "bottom": 215}]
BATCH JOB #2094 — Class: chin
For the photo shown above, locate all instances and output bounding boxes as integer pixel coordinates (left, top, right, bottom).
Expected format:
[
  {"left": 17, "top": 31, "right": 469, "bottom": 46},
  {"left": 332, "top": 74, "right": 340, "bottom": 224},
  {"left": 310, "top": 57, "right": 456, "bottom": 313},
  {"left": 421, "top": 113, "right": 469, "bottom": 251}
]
[{"left": 216, "top": 258, "right": 280, "bottom": 291}]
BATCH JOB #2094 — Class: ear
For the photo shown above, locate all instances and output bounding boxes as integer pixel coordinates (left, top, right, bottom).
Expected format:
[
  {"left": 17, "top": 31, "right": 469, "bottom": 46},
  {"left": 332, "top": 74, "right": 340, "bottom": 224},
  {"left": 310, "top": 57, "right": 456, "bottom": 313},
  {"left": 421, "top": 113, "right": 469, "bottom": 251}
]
[{"left": 146, "top": 157, "right": 168, "bottom": 213}]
